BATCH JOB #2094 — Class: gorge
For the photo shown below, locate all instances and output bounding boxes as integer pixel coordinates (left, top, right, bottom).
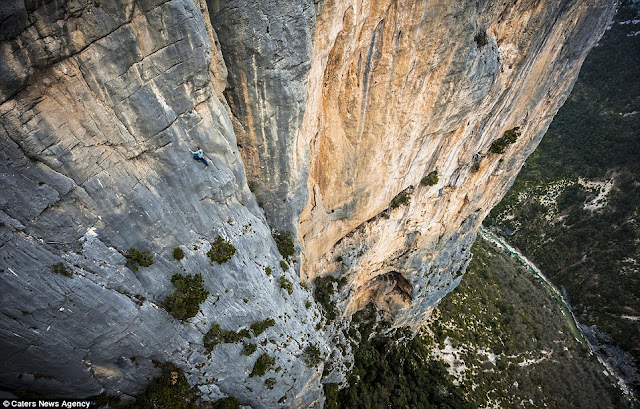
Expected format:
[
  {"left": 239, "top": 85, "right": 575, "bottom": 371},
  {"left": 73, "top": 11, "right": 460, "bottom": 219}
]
[{"left": 0, "top": 0, "right": 617, "bottom": 406}]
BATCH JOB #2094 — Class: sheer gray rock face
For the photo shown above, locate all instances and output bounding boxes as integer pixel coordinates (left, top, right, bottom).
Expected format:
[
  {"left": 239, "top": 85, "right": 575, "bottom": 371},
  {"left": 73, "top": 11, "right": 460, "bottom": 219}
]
[
  {"left": 0, "top": 0, "right": 616, "bottom": 405},
  {"left": 0, "top": 0, "right": 324, "bottom": 407},
  {"left": 207, "top": 0, "right": 316, "bottom": 236}
]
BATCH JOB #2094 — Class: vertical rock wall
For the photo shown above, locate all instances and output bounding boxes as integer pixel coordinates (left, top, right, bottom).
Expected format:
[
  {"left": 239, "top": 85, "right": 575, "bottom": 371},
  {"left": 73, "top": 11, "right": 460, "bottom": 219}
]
[
  {"left": 214, "top": 0, "right": 615, "bottom": 325},
  {"left": 207, "top": 0, "right": 316, "bottom": 234},
  {"left": 0, "top": 0, "right": 617, "bottom": 404},
  {"left": 1, "top": 0, "right": 324, "bottom": 406},
  {"left": 299, "top": 0, "right": 616, "bottom": 325}
]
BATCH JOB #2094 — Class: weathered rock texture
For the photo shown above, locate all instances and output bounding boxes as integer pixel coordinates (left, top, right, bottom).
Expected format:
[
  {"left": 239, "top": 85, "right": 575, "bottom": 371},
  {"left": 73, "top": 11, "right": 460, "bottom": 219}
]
[
  {"left": 301, "top": 0, "right": 617, "bottom": 326},
  {"left": 212, "top": 0, "right": 616, "bottom": 325},
  {"left": 0, "top": 0, "right": 324, "bottom": 406},
  {"left": 0, "top": 0, "right": 615, "bottom": 405}
]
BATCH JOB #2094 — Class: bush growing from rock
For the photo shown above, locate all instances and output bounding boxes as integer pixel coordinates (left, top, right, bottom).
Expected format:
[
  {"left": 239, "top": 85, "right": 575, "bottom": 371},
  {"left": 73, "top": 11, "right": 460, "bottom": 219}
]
[
  {"left": 131, "top": 362, "right": 194, "bottom": 408},
  {"left": 241, "top": 343, "right": 257, "bottom": 356},
  {"left": 420, "top": 170, "right": 439, "bottom": 186},
  {"left": 211, "top": 397, "right": 242, "bottom": 409},
  {"left": 390, "top": 191, "right": 410, "bottom": 209},
  {"left": 314, "top": 276, "right": 341, "bottom": 321},
  {"left": 474, "top": 31, "right": 488, "bottom": 47},
  {"left": 303, "top": 344, "right": 322, "bottom": 367},
  {"left": 163, "top": 273, "right": 209, "bottom": 321},
  {"left": 204, "top": 324, "right": 251, "bottom": 354},
  {"left": 490, "top": 127, "right": 521, "bottom": 154},
  {"left": 250, "top": 353, "right": 275, "bottom": 377},
  {"left": 172, "top": 247, "right": 184, "bottom": 260},
  {"left": 203, "top": 324, "right": 222, "bottom": 353},
  {"left": 52, "top": 262, "right": 72, "bottom": 278},
  {"left": 264, "top": 378, "right": 277, "bottom": 390},
  {"left": 207, "top": 236, "right": 236, "bottom": 264},
  {"left": 273, "top": 230, "right": 295, "bottom": 260},
  {"left": 280, "top": 276, "right": 294, "bottom": 295},
  {"left": 250, "top": 318, "right": 276, "bottom": 336},
  {"left": 125, "top": 247, "right": 153, "bottom": 271}
]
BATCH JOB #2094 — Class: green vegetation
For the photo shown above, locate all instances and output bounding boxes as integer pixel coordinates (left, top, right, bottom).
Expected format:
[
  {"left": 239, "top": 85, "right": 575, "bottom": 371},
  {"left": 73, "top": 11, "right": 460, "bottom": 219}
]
[
  {"left": 249, "top": 353, "right": 275, "bottom": 377},
  {"left": 264, "top": 377, "right": 277, "bottom": 390},
  {"left": 129, "top": 363, "right": 195, "bottom": 409},
  {"left": 430, "top": 239, "right": 630, "bottom": 407},
  {"left": 172, "top": 247, "right": 184, "bottom": 261},
  {"left": 203, "top": 323, "right": 251, "bottom": 354},
  {"left": 52, "top": 262, "right": 72, "bottom": 278},
  {"left": 489, "top": 126, "right": 521, "bottom": 154},
  {"left": 389, "top": 190, "right": 411, "bottom": 209},
  {"left": 420, "top": 170, "right": 439, "bottom": 186},
  {"left": 211, "top": 397, "right": 242, "bottom": 409},
  {"left": 326, "top": 307, "right": 470, "bottom": 409},
  {"left": 474, "top": 31, "right": 488, "bottom": 48},
  {"left": 313, "top": 275, "right": 342, "bottom": 321},
  {"left": 279, "top": 260, "right": 288, "bottom": 271},
  {"left": 241, "top": 343, "right": 257, "bottom": 356},
  {"left": 279, "top": 276, "right": 293, "bottom": 295},
  {"left": 250, "top": 318, "right": 275, "bottom": 336},
  {"left": 163, "top": 274, "right": 209, "bottom": 321},
  {"left": 207, "top": 236, "right": 236, "bottom": 264},
  {"left": 125, "top": 248, "right": 153, "bottom": 271},
  {"left": 302, "top": 344, "right": 322, "bottom": 368},
  {"left": 95, "top": 364, "right": 243, "bottom": 408},
  {"left": 486, "top": 1, "right": 640, "bottom": 394},
  {"left": 265, "top": 266, "right": 272, "bottom": 276},
  {"left": 273, "top": 230, "right": 295, "bottom": 260}
]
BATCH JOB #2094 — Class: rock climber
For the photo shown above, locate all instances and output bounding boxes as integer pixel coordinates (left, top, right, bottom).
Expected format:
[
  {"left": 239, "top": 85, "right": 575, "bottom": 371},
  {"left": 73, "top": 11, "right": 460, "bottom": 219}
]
[{"left": 190, "top": 146, "right": 209, "bottom": 167}]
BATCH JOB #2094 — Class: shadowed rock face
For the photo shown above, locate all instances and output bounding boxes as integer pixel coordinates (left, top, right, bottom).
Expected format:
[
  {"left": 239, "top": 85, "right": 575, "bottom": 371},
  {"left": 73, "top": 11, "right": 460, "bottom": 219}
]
[{"left": 0, "top": 0, "right": 615, "bottom": 404}]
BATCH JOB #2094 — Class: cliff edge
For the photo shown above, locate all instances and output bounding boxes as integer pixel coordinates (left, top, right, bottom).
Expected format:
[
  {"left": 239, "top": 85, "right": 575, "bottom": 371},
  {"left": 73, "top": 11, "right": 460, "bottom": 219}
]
[{"left": 0, "top": 0, "right": 616, "bottom": 406}]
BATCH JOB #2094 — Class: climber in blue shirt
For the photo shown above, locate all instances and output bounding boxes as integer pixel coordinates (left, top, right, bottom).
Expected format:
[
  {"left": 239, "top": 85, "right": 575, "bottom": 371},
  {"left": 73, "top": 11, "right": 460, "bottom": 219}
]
[{"left": 190, "top": 146, "right": 209, "bottom": 167}]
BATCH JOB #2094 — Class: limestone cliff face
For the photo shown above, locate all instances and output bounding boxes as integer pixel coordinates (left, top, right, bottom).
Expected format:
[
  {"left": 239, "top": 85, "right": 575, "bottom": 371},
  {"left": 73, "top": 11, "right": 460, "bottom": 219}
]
[
  {"left": 0, "top": 1, "right": 323, "bottom": 406},
  {"left": 212, "top": 0, "right": 616, "bottom": 325},
  {"left": 0, "top": 0, "right": 615, "bottom": 405}
]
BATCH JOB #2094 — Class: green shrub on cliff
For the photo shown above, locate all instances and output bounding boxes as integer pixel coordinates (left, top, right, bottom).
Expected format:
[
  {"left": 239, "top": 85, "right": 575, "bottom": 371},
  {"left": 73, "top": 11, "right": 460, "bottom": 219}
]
[
  {"left": 303, "top": 344, "right": 322, "bottom": 368},
  {"left": 474, "top": 31, "right": 489, "bottom": 47},
  {"left": 313, "top": 276, "right": 341, "bottom": 321},
  {"left": 131, "top": 362, "right": 194, "bottom": 409},
  {"left": 280, "top": 276, "right": 294, "bottom": 295},
  {"left": 420, "top": 170, "right": 439, "bottom": 186},
  {"left": 211, "top": 397, "right": 242, "bottom": 409},
  {"left": 250, "top": 317, "right": 276, "bottom": 336},
  {"left": 207, "top": 236, "right": 236, "bottom": 264},
  {"left": 52, "top": 262, "right": 72, "bottom": 278},
  {"left": 163, "top": 274, "right": 209, "bottom": 321},
  {"left": 490, "top": 127, "right": 521, "bottom": 154},
  {"left": 390, "top": 190, "right": 411, "bottom": 209},
  {"left": 241, "top": 343, "right": 257, "bottom": 356},
  {"left": 203, "top": 323, "right": 251, "bottom": 353},
  {"left": 250, "top": 353, "right": 275, "bottom": 377},
  {"left": 273, "top": 230, "right": 295, "bottom": 260},
  {"left": 172, "top": 247, "right": 185, "bottom": 260},
  {"left": 125, "top": 247, "right": 154, "bottom": 271}
]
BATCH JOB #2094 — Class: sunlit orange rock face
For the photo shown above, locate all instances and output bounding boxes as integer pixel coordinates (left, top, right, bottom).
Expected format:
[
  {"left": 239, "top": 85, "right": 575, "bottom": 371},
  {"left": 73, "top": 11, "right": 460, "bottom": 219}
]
[{"left": 214, "top": 0, "right": 615, "bottom": 326}]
